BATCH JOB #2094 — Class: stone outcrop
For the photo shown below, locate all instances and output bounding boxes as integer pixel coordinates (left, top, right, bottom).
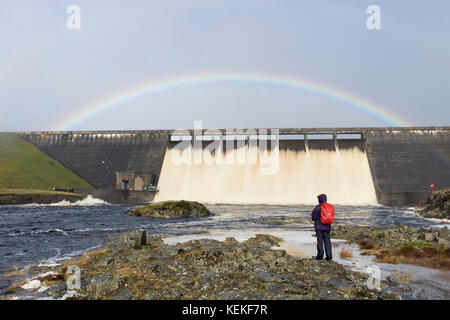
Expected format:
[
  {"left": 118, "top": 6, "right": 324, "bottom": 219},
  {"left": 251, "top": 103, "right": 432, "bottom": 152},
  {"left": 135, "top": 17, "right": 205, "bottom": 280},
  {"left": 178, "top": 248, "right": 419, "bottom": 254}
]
[
  {"left": 331, "top": 225, "right": 450, "bottom": 249},
  {"left": 129, "top": 200, "right": 211, "bottom": 219},
  {"left": 254, "top": 216, "right": 312, "bottom": 226},
  {"left": 3, "top": 230, "right": 399, "bottom": 300},
  {"left": 419, "top": 188, "right": 450, "bottom": 219},
  {"left": 106, "top": 229, "right": 147, "bottom": 250}
]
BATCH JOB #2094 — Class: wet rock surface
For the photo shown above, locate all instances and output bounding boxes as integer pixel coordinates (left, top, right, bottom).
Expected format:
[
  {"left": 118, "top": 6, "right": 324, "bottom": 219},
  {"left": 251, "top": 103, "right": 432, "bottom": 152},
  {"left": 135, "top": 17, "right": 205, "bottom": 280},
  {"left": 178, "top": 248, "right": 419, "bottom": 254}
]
[
  {"left": 254, "top": 216, "right": 312, "bottom": 226},
  {"left": 419, "top": 189, "right": 450, "bottom": 219},
  {"left": 2, "top": 230, "right": 398, "bottom": 300},
  {"left": 129, "top": 200, "right": 211, "bottom": 219},
  {"left": 106, "top": 229, "right": 147, "bottom": 250},
  {"left": 331, "top": 225, "right": 450, "bottom": 249}
]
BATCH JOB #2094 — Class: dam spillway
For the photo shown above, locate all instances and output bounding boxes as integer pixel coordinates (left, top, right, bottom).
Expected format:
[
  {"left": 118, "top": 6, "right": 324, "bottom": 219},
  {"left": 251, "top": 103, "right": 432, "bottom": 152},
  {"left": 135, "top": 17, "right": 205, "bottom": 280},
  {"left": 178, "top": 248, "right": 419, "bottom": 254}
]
[
  {"left": 15, "top": 127, "right": 450, "bottom": 206},
  {"left": 154, "top": 137, "right": 377, "bottom": 205}
]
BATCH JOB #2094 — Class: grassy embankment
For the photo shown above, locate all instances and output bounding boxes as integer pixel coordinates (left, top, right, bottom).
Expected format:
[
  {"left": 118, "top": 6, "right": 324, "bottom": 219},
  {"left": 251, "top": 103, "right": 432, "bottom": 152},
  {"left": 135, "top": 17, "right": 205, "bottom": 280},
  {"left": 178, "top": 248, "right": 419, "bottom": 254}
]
[
  {"left": 374, "top": 245, "right": 450, "bottom": 270},
  {"left": 0, "top": 133, "right": 93, "bottom": 203},
  {"left": 0, "top": 188, "right": 85, "bottom": 205}
]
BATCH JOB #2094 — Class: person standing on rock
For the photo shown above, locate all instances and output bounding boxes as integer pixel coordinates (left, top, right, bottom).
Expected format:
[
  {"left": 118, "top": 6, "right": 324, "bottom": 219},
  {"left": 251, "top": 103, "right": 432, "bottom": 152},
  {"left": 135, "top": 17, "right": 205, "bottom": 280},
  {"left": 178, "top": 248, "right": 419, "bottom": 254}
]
[{"left": 311, "top": 194, "right": 334, "bottom": 261}]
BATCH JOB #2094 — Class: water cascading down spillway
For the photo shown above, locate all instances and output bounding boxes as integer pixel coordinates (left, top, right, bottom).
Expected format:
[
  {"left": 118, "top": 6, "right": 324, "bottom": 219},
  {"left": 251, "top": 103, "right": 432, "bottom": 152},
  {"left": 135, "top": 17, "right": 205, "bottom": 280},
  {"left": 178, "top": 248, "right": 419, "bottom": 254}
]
[{"left": 154, "top": 132, "right": 378, "bottom": 205}]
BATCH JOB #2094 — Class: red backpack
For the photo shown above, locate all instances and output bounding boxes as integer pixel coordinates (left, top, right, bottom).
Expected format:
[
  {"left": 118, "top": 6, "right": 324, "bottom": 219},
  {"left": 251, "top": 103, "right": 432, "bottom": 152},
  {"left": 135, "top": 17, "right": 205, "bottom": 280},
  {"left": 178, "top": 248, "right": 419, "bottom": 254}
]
[{"left": 320, "top": 203, "right": 335, "bottom": 225}]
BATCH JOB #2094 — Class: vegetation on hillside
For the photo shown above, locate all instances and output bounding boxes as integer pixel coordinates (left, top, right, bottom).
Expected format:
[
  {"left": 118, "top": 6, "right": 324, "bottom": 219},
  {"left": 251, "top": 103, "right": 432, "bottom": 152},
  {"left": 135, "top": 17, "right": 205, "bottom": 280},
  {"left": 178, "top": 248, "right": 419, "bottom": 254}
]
[{"left": 0, "top": 133, "right": 93, "bottom": 190}]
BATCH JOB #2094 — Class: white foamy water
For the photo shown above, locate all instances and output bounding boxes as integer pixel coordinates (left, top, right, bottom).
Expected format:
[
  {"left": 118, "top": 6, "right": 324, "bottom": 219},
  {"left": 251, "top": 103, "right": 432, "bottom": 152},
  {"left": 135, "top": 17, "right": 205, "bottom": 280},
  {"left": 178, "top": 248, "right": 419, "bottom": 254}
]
[
  {"left": 155, "top": 143, "right": 378, "bottom": 205},
  {"left": 17, "top": 195, "right": 109, "bottom": 207},
  {"left": 49, "top": 195, "right": 108, "bottom": 206}
]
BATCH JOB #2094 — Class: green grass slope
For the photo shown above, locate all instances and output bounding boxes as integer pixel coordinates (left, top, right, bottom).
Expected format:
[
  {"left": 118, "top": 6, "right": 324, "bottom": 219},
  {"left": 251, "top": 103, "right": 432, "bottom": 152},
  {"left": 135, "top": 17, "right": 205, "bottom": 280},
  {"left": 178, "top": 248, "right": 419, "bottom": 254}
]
[{"left": 0, "top": 133, "right": 93, "bottom": 190}]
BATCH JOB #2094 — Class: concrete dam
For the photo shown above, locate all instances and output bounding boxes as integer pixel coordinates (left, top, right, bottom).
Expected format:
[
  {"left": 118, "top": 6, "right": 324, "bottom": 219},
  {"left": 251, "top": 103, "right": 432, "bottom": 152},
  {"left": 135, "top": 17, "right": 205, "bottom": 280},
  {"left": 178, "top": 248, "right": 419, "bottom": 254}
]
[{"left": 16, "top": 127, "right": 450, "bottom": 206}]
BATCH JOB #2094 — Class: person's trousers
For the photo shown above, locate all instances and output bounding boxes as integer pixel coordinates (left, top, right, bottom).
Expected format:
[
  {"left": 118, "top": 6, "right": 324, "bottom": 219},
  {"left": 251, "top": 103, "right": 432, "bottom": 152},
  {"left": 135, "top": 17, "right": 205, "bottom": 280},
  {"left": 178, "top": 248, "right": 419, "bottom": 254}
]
[{"left": 316, "top": 229, "right": 332, "bottom": 260}]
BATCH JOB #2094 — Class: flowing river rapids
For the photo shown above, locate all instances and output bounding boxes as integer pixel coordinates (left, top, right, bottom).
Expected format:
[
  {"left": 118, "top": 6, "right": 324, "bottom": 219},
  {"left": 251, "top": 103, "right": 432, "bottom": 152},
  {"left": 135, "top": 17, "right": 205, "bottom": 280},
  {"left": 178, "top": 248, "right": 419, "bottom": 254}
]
[{"left": 0, "top": 199, "right": 448, "bottom": 299}]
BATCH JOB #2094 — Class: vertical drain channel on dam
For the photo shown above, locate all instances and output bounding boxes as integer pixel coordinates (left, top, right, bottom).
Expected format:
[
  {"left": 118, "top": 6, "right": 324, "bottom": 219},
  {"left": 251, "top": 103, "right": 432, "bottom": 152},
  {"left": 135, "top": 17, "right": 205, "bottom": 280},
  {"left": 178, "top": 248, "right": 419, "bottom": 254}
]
[{"left": 154, "top": 132, "right": 378, "bottom": 205}]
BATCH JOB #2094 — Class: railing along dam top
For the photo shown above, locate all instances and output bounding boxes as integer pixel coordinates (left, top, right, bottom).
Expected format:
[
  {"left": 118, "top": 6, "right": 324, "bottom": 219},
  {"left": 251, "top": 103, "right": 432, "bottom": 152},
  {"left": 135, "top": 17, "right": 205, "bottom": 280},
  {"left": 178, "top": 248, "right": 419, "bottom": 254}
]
[{"left": 12, "top": 126, "right": 450, "bottom": 136}]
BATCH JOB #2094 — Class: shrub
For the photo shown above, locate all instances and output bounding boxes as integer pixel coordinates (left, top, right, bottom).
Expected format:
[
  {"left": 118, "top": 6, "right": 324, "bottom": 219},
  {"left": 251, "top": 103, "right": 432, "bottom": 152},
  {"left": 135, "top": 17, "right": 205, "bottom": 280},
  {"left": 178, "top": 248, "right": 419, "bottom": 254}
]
[
  {"left": 358, "top": 240, "right": 376, "bottom": 250},
  {"left": 395, "top": 246, "right": 424, "bottom": 259},
  {"left": 375, "top": 246, "right": 450, "bottom": 270},
  {"left": 340, "top": 247, "right": 354, "bottom": 259},
  {"left": 391, "top": 272, "right": 414, "bottom": 284}
]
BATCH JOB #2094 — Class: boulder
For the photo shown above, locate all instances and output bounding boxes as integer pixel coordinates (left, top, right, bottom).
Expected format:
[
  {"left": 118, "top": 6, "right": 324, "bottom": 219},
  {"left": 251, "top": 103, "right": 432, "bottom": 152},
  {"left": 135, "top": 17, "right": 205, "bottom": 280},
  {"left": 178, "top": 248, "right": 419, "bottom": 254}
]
[
  {"left": 244, "top": 234, "right": 283, "bottom": 248},
  {"left": 21, "top": 279, "right": 41, "bottom": 290},
  {"left": 86, "top": 275, "right": 124, "bottom": 298},
  {"left": 419, "top": 188, "right": 450, "bottom": 219},
  {"left": 437, "top": 237, "right": 449, "bottom": 247},
  {"left": 223, "top": 237, "right": 239, "bottom": 247},
  {"left": 61, "top": 290, "right": 83, "bottom": 300},
  {"left": 438, "top": 227, "right": 449, "bottom": 240},
  {"left": 129, "top": 200, "right": 211, "bottom": 219},
  {"left": 146, "top": 235, "right": 164, "bottom": 247},
  {"left": 424, "top": 233, "right": 434, "bottom": 242},
  {"left": 107, "top": 229, "right": 147, "bottom": 250}
]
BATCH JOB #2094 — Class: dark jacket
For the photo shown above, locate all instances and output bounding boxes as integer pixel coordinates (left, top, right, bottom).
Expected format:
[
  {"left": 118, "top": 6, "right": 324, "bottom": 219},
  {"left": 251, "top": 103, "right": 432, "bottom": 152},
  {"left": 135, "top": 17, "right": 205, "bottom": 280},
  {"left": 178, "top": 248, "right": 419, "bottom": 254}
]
[{"left": 311, "top": 194, "right": 331, "bottom": 231}]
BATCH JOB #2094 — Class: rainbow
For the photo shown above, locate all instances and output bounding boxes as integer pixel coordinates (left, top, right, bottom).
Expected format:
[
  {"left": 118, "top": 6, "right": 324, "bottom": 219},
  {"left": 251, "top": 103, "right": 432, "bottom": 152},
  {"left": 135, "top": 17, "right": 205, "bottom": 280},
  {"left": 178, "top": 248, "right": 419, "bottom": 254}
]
[{"left": 54, "top": 71, "right": 413, "bottom": 130}]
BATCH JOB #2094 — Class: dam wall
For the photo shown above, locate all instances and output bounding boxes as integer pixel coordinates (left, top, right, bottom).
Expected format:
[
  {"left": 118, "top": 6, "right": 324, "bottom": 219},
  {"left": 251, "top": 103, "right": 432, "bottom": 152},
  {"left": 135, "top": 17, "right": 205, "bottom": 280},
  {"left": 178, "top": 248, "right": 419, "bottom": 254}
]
[
  {"left": 17, "top": 131, "right": 170, "bottom": 203},
  {"left": 364, "top": 128, "right": 450, "bottom": 206},
  {"left": 14, "top": 127, "right": 450, "bottom": 206}
]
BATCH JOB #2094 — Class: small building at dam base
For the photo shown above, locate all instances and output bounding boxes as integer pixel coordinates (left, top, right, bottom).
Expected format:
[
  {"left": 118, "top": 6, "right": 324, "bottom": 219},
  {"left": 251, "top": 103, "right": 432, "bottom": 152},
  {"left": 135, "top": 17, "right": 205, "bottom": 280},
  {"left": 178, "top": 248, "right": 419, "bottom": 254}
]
[{"left": 15, "top": 127, "right": 450, "bottom": 206}]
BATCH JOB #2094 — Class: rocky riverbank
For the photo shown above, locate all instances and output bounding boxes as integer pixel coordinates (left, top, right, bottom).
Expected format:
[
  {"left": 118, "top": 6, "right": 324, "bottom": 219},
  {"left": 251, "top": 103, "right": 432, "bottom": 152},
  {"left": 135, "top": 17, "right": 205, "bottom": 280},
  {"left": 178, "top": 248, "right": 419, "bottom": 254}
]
[
  {"left": 331, "top": 225, "right": 449, "bottom": 248},
  {"left": 0, "top": 188, "right": 84, "bottom": 205},
  {"left": 254, "top": 216, "right": 312, "bottom": 226},
  {"left": 331, "top": 225, "right": 450, "bottom": 270},
  {"left": 3, "top": 230, "right": 398, "bottom": 300},
  {"left": 129, "top": 200, "right": 211, "bottom": 218},
  {"left": 419, "top": 188, "right": 450, "bottom": 219}
]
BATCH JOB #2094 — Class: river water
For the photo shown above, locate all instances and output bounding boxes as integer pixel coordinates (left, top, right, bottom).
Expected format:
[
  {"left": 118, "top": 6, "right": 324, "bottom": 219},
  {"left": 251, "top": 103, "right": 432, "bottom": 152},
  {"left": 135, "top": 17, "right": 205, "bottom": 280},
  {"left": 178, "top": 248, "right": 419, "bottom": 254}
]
[{"left": 0, "top": 198, "right": 448, "bottom": 299}]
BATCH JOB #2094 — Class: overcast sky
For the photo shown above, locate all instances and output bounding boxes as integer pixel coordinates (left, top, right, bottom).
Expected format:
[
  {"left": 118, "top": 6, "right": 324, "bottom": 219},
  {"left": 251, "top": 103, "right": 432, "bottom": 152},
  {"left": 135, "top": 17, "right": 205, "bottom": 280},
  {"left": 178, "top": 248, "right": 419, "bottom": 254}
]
[{"left": 1, "top": 1, "right": 449, "bottom": 131}]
